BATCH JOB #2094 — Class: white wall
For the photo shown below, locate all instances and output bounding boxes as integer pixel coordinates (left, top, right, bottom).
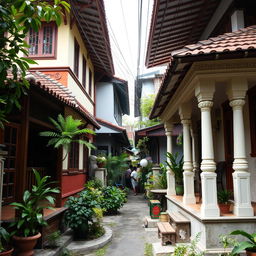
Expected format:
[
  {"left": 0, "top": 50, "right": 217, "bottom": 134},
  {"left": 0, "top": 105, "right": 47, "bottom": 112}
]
[{"left": 96, "top": 82, "right": 117, "bottom": 124}]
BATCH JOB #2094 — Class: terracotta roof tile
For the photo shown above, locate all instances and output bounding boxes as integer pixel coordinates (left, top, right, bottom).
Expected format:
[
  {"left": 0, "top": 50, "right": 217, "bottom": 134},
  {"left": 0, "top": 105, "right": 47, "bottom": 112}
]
[
  {"left": 174, "top": 26, "right": 256, "bottom": 57},
  {"left": 149, "top": 26, "right": 256, "bottom": 120},
  {"left": 27, "top": 71, "right": 100, "bottom": 129}
]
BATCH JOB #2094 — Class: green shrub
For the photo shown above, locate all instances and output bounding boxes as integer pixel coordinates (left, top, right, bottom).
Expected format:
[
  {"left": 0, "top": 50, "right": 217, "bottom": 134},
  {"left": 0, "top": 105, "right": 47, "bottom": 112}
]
[
  {"left": 64, "top": 189, "right": 103, "bottom": 231},
  {"left": 85, "top": 179, "right": 103, "bottom": 190},
  {"left": 101, "top": 186, "right": 126, "bottom": 214}
]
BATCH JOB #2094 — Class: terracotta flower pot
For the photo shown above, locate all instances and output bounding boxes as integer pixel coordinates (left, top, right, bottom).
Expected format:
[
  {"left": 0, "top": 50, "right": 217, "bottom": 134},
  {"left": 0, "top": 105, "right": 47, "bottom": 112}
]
[
  {"left": 13, "top": 233, "right": 41, "bottom": 256},
  {"left": 246, "top": 249, "right": 256, "bottom": 256},
  {"left": 0, "top": 248, "right": 14, "bottom": 256},
  {"left": 219, "top": 203, "right": 230, "bottom": 214},
  {"left": 97, "top": 162, "right": 105, "bottom": 168}
]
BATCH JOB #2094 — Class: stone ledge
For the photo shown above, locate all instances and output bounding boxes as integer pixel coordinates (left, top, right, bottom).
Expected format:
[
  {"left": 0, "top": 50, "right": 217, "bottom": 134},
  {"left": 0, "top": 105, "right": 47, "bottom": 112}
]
[{"left": 67, "top": 226, "right": 112, "bottom": 254}]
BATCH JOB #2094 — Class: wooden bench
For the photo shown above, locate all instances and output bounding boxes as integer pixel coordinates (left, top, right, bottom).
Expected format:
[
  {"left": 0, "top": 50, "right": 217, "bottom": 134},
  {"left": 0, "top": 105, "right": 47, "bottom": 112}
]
[
  {"left": 168, "top": 211, "right": 190, "bottom": 243},
  {"left": 157, "top": 222, "right": 176, "bottom": 246}
]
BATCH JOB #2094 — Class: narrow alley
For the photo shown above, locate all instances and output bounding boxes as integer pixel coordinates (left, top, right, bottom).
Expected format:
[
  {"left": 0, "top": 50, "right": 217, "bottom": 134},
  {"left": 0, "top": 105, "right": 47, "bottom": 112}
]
[{"left": 87, "top": 193, "right": 158, "bottom": 256}]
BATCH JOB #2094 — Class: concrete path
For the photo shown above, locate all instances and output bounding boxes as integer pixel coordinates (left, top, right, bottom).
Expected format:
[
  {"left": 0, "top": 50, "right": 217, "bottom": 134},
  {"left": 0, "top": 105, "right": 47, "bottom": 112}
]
[{"left": 85, "top": 192, "right": 159, "bottom": 256}]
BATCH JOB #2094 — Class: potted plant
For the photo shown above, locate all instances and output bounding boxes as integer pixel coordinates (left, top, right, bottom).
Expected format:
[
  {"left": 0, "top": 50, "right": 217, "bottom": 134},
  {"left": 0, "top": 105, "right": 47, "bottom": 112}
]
[
  {"left": 166, "top": 152, "right": 184, "bottom": 195},
  {"left": 230, "top": 230, "right": 256, "bottom": 256},
  {"left": 217, "top": 189, "right": 232, "bottom": 214},
  {"left": 0, "top": 227, "right": 13, "bottom": 256},
  {"left": 96, "top": 155, "right": 106, "bottom": 168},
  {"left": 10, "top": 169, "right": 59, "bottom": 256}
]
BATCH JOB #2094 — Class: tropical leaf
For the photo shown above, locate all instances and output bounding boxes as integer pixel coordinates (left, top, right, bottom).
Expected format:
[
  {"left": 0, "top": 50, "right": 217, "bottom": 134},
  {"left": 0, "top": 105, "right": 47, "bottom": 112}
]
[{"left": 40, "top": 114, "right": 95, "bottom": 157}]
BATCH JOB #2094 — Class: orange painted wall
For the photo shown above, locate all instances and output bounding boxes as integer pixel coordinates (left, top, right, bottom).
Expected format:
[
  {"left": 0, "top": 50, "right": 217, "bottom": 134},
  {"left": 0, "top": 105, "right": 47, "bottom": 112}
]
[
  {"left": 43, "top": 71, "right": 68, "bottom": 86},
  {"left": 61, "top": 173, "right": 87, "bottom": 199}
]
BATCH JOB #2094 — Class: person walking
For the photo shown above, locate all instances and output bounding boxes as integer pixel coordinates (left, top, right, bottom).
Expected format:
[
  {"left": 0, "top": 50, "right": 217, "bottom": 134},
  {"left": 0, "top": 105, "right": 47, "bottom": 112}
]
[
  {"left": 130, "top": 167, "right": 138, "bottom": 195},
  {"left": 125, "top": 165, "right": 132, "bottom": 188}
]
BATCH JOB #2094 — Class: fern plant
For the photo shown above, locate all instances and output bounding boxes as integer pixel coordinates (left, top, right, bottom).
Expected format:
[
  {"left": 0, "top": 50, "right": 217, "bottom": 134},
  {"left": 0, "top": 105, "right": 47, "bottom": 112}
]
[{"left": 40, "top": 114, "right": 96, "bottom": 160}]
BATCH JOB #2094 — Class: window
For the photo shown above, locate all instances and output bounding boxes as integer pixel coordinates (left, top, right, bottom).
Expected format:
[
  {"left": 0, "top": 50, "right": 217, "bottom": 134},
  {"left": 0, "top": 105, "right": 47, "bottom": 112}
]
[
  {"left": 28, "top": 23, "right": 57, "bottom": 58},
  {"left": 83, "top": 145, "right": 88, "bottom": 171},
  {"left": 68, "top": 142, "right": 79, "bottom": 170},
  {"left": 82, "top": 56, "right": 87, "bottom": 88},
  {"left": 89, "top": 69, "right": 93, "bottom": 96},
  {"left": 74, "top": 39, "right": 80, "bottom": 77},
  {"left": 248, "top": 86, "right": 256, "bottom": 157}
]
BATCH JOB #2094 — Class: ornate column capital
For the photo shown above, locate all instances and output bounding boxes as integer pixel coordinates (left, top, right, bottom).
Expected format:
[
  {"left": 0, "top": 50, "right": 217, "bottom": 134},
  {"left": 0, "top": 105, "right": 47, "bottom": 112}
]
[
  {"left": 229, "top": 99, "right": 245, "bottom": 110},
  {"left": 181, "top": 119, "right": 191, "bottom": 125},
  {"left": 198, "top": 100, "right": 213, "bottom": 111},
  {"left": 164, "top": 121, "right": 174, "bottom": 134}
]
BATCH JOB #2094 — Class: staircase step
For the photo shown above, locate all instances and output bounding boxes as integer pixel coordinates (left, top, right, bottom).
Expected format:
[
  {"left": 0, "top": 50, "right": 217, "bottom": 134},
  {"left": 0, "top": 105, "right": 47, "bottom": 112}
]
[
  {"left": 152, "top": 242, "right": 175, "bottom": 256},
  {"left": 167, "top": 211, "right": 190, "bottom": 223}
]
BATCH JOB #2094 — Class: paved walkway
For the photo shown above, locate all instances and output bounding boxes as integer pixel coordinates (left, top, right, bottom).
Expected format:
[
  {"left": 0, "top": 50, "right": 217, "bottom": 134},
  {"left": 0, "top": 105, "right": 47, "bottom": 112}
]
[{"left": 86, "top": 192, "right": 159, "bottom": 256}]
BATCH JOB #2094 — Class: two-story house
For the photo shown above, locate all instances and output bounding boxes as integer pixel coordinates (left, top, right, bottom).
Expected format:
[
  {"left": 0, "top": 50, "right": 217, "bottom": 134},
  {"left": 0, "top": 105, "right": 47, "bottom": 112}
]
[
  {"left": 1, "top": 0, "right": 114, "bottom": 245},
  {"left": 94, "top": 77, "right": 130, "bottom": 156},
  {"left": 146, "top": 0, "right": 256, "bottom": 253}
]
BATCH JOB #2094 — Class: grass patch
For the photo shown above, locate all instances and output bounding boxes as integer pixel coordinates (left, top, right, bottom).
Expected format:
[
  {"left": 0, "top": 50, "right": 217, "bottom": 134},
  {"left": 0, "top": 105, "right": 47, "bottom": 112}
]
[
  {"left": 95, "top": 245, "right": 108, "bottom": 256},
  {"left": 144, "top": 243, "right": 153, "bottom": 256}
]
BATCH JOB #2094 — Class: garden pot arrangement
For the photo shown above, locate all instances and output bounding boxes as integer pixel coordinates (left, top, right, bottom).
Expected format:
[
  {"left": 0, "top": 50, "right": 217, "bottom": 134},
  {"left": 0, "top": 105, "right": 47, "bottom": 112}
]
[
  {"left": 217, "top": 189, "right": 232, "bottom": 214},
  {"left": 0, "top": 227, "right": 13, "bottom": 256},
  {"left": 13, "top": 233, "right": 41, "bottom": 256},
  {"left": 10, "top": 169, "right": 59, "bottom": 256},
  {"left": 231, "top": 230, "right": 256, "bottom": 256}
]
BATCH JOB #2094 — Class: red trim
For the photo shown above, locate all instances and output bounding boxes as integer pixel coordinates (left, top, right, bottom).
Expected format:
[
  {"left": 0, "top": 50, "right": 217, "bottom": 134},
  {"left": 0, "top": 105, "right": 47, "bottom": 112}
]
[
  {"left": 96, "top": 117, "right": 126, "bottom": 131},
  {"left": 62, "top": 188, "right": 84, "bottom": 198},
  {"left": 29, "top": 66, "right": 95, "bottom": 106}
]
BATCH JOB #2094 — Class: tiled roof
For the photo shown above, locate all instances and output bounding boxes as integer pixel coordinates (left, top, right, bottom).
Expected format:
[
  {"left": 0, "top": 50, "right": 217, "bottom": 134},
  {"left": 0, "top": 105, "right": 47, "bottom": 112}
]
[
  {"left": 172, "top": 25, "right": 256, "bottom": 57},
  {"left": 27, "top": 71, "right": 100, "bottom": 129},
  {"left": 146, "top": 0, "right": 219, "bottom": 67},
  {"left": 149, "top": 26, "right": 256, "bottom": 119},
  {"left": 72, "top": 0, "right": 114, "bottom": 75}
]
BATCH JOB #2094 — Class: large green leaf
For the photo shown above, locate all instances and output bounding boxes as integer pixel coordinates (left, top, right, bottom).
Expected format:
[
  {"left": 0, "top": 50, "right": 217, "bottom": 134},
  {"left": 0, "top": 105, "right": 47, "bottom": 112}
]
[{"left": 232, "top": 241, "right": 256, "bottom": 255}]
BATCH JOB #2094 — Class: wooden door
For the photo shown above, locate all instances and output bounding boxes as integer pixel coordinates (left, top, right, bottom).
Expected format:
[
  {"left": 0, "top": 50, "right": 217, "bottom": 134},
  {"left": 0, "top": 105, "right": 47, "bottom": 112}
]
[
  {"left": 2, "top": 123, "right": 20, "bottom": 204},
  {"left": 222, "top": 102, "right": 234, "bottom": 191}
]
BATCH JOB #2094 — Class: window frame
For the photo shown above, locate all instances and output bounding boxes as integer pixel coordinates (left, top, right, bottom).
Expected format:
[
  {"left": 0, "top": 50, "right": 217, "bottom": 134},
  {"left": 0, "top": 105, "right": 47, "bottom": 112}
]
[
  {"left": 74, "top": 38, "right": 80, "bottom": 78},
  {"left": 248, "top": 86, "right": 256, "bottom": 157},
  {"left": 27, "top": 22, "right": 57, "bottom": 59},
  {"left": 68, "top": 141, "right": 79, "bottom": 171},
  {"left": 89, "top": 69, "right": 93, "bottom": 97},
  {"left": 82, "top": 56, "right": 87, "bottom": 89}
]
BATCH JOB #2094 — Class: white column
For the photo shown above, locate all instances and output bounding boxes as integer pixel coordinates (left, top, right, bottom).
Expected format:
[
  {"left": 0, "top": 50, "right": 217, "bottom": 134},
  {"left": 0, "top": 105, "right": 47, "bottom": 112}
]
[
  {"left": 191, "top": 128, "right": 199, "bottom": 173},
  {"left": 196, "top": 81, "right": 220, "bottom": 217},
  {"left": 164, "top": 122, "right": 176, "bottom": 196},
  {"left": 227, "top": 79, "right": 253, "bottom": 216},
  {"left": 181, "top": 119, "right": 196, "bottom": 204},
  {"left": 179, "top": 104, "right": 196, "bottom": 204}
]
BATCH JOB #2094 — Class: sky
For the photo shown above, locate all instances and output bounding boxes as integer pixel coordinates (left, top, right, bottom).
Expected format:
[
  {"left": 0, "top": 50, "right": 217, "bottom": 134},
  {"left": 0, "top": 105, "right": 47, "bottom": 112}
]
[{"left": 104, "top": 0, "right": 154, "bottom": 120}]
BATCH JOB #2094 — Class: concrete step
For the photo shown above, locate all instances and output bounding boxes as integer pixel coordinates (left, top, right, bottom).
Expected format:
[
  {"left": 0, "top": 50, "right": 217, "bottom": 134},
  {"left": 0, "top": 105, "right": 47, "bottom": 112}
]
[
  {"left": 144, "top": 215, "right": 160, "bottom": 228},
  {"left": 35, "top": 230, "right": 72, "bottom": 256},
  {"left": 152, "top": 242, "right": 175, "bottom": 256}
]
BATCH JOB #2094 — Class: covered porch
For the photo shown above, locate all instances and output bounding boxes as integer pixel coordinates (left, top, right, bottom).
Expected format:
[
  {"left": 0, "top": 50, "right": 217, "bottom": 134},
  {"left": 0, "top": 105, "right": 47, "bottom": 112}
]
[{"left": 150, "top": 27, "right": 256, "bottom": 252}]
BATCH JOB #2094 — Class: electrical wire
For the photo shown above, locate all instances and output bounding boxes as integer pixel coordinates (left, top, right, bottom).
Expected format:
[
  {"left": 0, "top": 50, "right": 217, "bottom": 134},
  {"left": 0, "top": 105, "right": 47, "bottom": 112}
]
[{"left": 120, "top": 0, "right": 134, "bottom": 70}]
